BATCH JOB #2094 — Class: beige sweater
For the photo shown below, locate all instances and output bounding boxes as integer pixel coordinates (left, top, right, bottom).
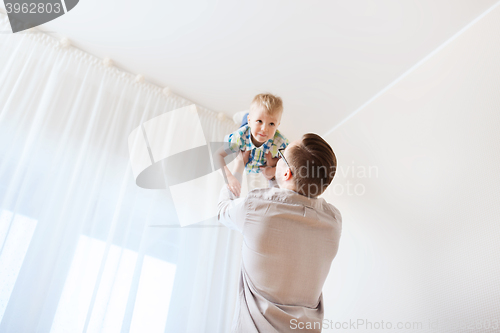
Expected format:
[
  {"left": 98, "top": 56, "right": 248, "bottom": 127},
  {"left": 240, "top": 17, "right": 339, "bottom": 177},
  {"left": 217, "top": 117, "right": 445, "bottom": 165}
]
[{"left": 218, "top": 183, "right": 342, "bottom": 333}]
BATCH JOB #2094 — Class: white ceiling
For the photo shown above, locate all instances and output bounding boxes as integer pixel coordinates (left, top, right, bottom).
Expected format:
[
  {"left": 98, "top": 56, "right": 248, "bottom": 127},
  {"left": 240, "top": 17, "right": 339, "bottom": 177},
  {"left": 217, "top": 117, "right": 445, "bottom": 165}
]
[{"left": 7, "top": 0, "right": 498, "bottom": 139}]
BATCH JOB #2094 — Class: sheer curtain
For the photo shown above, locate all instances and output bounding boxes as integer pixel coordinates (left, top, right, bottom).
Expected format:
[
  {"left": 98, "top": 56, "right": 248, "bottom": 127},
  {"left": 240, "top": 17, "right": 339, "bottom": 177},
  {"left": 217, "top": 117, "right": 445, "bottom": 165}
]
[{"left": 0, "top": 12, "right": 242, "bottom": 333}]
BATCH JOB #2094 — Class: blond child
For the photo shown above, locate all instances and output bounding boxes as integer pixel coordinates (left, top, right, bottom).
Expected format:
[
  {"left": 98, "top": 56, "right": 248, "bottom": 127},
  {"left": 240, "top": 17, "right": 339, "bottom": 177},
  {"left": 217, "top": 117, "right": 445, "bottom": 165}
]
[{"left": 216, "top": 93, "right": 289, "bottom": 197}]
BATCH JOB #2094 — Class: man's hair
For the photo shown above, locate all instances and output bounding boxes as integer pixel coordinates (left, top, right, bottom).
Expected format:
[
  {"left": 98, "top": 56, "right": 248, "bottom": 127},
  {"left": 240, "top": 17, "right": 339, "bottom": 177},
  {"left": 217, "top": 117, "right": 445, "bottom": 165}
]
[
  {"left": 287, "top": 133, "right": 337, "bottom": 198},
  {"left": 250, "top": 93, "right": 283, "bottom": 116}
]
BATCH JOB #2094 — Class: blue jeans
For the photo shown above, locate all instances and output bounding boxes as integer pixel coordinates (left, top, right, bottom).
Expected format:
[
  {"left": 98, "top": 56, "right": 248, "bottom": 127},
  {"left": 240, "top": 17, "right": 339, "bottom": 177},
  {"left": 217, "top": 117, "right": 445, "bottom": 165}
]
[{"left": 240, "top": 112, "right": 249, "bottom": 127}]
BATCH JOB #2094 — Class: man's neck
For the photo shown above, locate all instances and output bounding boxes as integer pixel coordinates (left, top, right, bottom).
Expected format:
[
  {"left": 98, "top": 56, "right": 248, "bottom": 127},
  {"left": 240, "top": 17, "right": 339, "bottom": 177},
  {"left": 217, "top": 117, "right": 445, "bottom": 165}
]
[{"left": 277, "top": 180, "right": 297, "bottom": 192}]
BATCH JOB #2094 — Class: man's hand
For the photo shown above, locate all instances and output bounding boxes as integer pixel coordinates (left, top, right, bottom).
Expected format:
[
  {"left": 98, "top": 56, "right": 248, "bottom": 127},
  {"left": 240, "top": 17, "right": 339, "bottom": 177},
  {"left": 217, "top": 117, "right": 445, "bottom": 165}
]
[
  {"left": 227, "top": 174, "right": 242, "bottom": 197},
  {"left": 265, "top": 151, "right": 279, "bottom": 167},
  {"left": 260, "top": 166, "right": 276, "bottom": 180}
]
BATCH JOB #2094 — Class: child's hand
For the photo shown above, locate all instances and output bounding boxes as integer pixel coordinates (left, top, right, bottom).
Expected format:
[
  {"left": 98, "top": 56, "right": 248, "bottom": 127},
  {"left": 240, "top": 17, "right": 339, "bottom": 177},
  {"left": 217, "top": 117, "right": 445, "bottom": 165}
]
[
  {"left": 260, "top": 166, "right": 276, "bottom": 180},
  {"left": 227, "top": 174, "right": 242, "bottom": 197},
  {"left": 265, "top": 152, "right": 279, "bottom": 167}
]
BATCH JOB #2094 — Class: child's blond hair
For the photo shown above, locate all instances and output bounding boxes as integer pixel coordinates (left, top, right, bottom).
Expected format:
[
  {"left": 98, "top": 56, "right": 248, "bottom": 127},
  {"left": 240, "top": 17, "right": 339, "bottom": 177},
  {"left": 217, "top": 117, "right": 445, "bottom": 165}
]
[{"left": 250, "top": 93, "right": 283, "bottom": 116}]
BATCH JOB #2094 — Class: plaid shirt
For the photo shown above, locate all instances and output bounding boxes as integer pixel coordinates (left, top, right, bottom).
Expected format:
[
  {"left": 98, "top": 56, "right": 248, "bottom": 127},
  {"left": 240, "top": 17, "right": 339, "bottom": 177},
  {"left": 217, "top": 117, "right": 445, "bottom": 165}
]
[{"left": 224, "top": 125, "right": 289, "bottom": 173}]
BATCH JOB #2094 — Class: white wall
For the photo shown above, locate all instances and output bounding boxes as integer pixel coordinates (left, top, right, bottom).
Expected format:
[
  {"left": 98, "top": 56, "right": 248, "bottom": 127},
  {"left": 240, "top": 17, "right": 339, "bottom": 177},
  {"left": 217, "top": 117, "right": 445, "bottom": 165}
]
[{"left": 321, "top": 4, "right": 500, "bottom": 332}]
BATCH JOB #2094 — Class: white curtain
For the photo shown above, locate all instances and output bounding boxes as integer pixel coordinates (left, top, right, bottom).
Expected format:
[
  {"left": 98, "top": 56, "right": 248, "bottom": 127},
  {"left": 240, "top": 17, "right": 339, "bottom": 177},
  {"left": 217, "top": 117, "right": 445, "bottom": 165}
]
[{"left": 0, "top": 12, "right": 242, "bottom": 333}]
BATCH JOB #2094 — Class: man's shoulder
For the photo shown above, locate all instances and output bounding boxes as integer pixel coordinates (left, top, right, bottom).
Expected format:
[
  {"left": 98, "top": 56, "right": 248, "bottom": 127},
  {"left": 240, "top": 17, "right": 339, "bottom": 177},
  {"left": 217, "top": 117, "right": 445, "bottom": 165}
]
[
  {"left": 244, "top": 187, "right": 342, "bottom": 232},
  {"left": 245, "top": 186, "right": 284, "bottom": 201},
  {"left": 322, "top": 200, "right": 342, "bottom": 223},
  {"left": 248, "top": 186, "right": 338, "bottom": 209},
  {"left": 245, "top": 187, "right": 334, "bottom": 211}
]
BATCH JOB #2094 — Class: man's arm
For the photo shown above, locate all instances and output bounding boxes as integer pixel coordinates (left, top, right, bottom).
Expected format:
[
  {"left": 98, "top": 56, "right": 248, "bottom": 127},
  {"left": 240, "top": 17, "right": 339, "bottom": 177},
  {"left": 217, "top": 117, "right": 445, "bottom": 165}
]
[{"left": 217, "top": 183, "right": 247, "bottom": 234}]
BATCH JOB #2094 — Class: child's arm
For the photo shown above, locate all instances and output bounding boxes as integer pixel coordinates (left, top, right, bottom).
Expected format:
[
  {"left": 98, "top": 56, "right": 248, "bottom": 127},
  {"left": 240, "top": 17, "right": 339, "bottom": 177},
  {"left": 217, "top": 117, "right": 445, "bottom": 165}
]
[
  {"left": 215, "top": 147, "right": 243, "bottom": 197},
  {"left": 232, "top": 151, "right": 247, "bottom": 177}
]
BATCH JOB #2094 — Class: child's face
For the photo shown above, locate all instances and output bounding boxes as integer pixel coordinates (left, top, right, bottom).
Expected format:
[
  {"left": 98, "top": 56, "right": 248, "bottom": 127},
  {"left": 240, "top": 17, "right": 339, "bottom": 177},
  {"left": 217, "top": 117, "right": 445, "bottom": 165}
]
[{"left": 247, "top": 106, "right": 281, "bottom": 145}]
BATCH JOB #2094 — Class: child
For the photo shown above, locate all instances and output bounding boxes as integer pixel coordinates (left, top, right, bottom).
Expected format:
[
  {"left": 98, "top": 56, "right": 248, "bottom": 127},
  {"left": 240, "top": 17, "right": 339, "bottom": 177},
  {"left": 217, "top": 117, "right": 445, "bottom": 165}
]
[{"left": 216, "top": 93, "right": 289, "bottom": 197}]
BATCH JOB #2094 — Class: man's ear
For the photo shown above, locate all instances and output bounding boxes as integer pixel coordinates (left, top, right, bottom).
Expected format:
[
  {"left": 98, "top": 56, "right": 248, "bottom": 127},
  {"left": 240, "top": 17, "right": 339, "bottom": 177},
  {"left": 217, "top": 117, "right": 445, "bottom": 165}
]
[{"left": 284, "top": 167, "right": 292, "bottom": 181}]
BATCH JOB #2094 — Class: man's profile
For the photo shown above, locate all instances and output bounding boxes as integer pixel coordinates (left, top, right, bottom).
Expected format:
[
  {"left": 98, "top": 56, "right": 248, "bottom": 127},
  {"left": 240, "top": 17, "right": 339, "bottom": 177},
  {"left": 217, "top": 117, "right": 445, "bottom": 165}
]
[{"left": 218, "top": 133, "right": 342, "bottom": 333}]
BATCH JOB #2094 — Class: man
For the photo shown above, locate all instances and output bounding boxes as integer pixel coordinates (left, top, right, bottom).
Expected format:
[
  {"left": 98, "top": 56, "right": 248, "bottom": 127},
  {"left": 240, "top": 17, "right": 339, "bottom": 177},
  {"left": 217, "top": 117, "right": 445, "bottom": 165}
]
[{"left": 218, "top": 133, "right": 342, "bottom": 333}]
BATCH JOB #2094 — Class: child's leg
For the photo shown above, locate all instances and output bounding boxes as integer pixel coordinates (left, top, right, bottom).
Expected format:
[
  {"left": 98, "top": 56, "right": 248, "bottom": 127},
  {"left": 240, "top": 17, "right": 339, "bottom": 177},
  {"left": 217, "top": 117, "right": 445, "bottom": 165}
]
[
  {"left": 232, "top": 111, "right": 248, "bottom": 127},
  {"left": 240, "top": 112, "right": 249, "bottom": 127}
]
